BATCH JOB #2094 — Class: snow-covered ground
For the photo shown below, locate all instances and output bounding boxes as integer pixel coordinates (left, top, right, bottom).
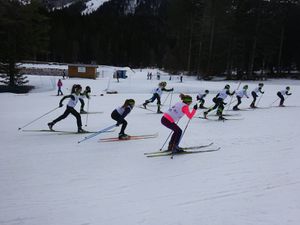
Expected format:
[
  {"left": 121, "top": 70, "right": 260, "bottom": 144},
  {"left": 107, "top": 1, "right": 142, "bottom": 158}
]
[{"left": 1, "top": 66, "right": 300, "bottom": 225}]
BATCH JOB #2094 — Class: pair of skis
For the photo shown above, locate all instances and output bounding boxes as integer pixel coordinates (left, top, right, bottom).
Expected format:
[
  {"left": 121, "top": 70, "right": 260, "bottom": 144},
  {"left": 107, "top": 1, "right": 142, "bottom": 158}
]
[
  {"left": 99, "top": 133, "right": 158, "bottom": 142},
  {"left": 145, "top": 142, "right": 220, "bottom": 158},
  {"left": 22, "top": 129, "right": 100, "bottom": 135}
]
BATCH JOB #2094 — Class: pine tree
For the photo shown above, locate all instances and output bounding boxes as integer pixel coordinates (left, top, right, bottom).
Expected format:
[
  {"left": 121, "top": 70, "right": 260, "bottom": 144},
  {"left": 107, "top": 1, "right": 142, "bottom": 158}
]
[{"left": 0, "top": 0, "right": 49, "bottom": 88}]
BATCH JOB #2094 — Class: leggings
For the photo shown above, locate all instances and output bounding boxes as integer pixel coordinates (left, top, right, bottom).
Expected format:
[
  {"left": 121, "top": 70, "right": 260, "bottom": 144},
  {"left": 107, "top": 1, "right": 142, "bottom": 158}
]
[
  {"left": 52, "top": 106, "right": 82, "bottom": 128},
  {"left": 161, "top": 116, "right": 182, "bottom": 147}
]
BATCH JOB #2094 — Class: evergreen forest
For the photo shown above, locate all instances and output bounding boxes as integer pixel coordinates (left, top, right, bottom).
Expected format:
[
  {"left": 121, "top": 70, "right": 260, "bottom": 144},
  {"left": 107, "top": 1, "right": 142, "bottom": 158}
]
[{"left": 1, "top": 0, "right": 300, "bottom": 79}]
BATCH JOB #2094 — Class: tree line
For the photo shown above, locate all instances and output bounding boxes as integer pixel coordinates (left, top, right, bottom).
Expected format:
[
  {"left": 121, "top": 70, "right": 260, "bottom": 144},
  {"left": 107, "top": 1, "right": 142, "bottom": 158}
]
[{"left": 1, "top": 0, "right": 300, "bottom": 87}]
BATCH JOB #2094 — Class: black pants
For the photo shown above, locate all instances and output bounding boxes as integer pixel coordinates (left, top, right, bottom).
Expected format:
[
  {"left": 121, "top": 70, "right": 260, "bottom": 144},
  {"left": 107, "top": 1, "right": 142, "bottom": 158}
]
[
  {"left": 207, "top": 98, "right": 224, "bottom": 115},
  {"left": 145, "top": 93, "right": 161, "bottom": 105},
  {"left": 111, "top": 110, "right": 127, "bottom": 134},
  {"left": 233, "top": 96, "right": 242, "bottom": 108},
  {"left": 197, "top": 97, "right": 205, "bottom": 108},
  {"left": 52, "top": 106, "right": 82, "bottom": 128},
  {"left": 161, "top": 116, "right": 182, "bottom": 147},
  {"left": 277, "top": 92, "right": 285, "bottom": 105},
  {"left": 57, "top": 87, "right": 63, "bottom": 96},
  {"left": 251, "top": 91, "right": 258, "bottom": 105}
]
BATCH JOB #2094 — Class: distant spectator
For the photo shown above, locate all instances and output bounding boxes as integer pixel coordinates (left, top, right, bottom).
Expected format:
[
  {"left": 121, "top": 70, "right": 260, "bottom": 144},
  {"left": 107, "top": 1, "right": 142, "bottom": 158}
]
[
  {"left": 157, "top": 72, "right": 160, "bottom": 80},
  {"left": 180, "top": 75, "right": 183, "bottom": 83},
  {"left": 62, "top": 70, "right": 66, "bottom": 80},
  {"left": 57, "top": 79, "right": 63, "bottom": 96}
]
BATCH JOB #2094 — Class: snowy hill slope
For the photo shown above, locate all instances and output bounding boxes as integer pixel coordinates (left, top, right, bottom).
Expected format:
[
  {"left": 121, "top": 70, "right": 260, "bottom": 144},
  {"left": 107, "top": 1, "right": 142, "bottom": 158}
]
[
  {"left": 1, "top": 67, "right": 300, "bottom": 225},
  {"left": 82, "top": 0, "right": 111, "bottom": 14}
]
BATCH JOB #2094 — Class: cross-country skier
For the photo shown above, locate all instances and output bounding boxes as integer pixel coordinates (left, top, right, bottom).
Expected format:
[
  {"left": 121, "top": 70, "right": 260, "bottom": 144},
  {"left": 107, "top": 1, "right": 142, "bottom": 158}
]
[
  {"left": 250, "top": 83, "right": 264, "bottom": 108},
  {"left": 48, "top": 84, "right": 86, "bottom": 133},
  {"left": 196, "top": 90, "right": 209, "bottom": 109},
  {"left": 142, "top": 81, "right": 173, "bottom": 113},
  {"left": 277, "top": 86, "right": 292, "bottom": 107},
  {"left": 203, "top": 84, "right": 235, "bottom": 120},
  {"left": 161, "top": 94, "right": 197, "bottom": 153},
  {"left": 232, "top": 85, "right": 249, "bottom": 110},
  {"left": 111, "top": 99, "right": 135, "bottom": 140},
  {"left": 80, "top": 86, "right": 91, "bottom": 113}
]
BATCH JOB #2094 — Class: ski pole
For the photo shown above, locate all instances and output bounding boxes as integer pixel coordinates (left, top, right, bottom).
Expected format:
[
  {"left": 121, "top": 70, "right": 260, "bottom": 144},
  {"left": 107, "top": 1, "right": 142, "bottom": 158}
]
[
  {"left": 78, "top": 124, "right": 117, "bottom": 144},
  {"left": 179, "top": 119, "right": 192, "bottom": 144},
  {"left": 159, "top": 118, "right": 181, "bottom": 151},
  {"left": 256, "top": 94, "right": 264, "bottom": 107},
  {"left": 226, "top": 81, "right": 241, "bottom": 110},
  {"left": 269, "top": 97, "right": 279, "bottom": 107},
  {"left": 162, "top": 92, "right": 171, "bottom": 106},
  {"left": 171, "top": 119, "right": 192, "bottom": 159},
  {"left": 84, "top": 98, "right": 90, "bottom": 127},
  {"left": 169, "top": 90, "right": 174, "bottom": 108},
  {"left": 160, "top": 130, "right": 173, "bottom": 151},
  {"left": 18, "top": 106, "right": 60, "bottom": 130},
  {"left": 225, "top": 99, "right": 237, "bottom": 110}
]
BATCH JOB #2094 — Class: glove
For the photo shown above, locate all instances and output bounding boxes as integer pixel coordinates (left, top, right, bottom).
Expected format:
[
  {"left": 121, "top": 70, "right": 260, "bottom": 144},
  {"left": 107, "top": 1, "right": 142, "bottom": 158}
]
[
  {"left": 262, "top": 92, "right": 265, "bottom": 94},
  {"left": 71, "top": 95, "right": 75, "bottom": 100},
  {"left": 116, "top": 123, "right": 120, "bottom": 127},
  {"left": 223, "top": 102, "right": 227, "bottom": 105},
  {"left": 193, "top": 104, "right": 198, "bottom": 110},
  {"left": 171, "top": 88, "right": 174, "bottom": 91},
  {"left": 59, "top": 103, "right": 63, "bottom": 107}
]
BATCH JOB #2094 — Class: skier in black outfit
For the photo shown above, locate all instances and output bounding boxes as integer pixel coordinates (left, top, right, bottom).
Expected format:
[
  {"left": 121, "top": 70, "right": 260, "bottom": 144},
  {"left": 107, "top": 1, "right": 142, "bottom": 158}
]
[
  {"left": 277, "top": 86, "right": 292, "bottom": 107},
  {"left": 204, "top": 84, "right": 235, "bottom": 120},
  {"left": 143, "top": 81, "right": 173, "bottom": 113},
  {"left": 111, "top": 99, "right": 135, "bottom": 140},
  {"left": 48, "top": 84, "right": 86, "bottom": 133}
]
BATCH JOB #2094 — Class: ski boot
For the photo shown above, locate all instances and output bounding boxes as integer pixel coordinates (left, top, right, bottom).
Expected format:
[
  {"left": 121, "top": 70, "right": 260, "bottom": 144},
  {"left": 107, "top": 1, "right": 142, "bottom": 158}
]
[
  {"left": 250, "top": 103, "right": 256, "bottom": 108},
  {"left": 172, "top": 146, "right": 185, "bottom": 154},
  {"left": 47, "top": 122, "right": 54, "bottom": 131},
  {"left": 80, "top": 109, "right": 87, "bottom": 114},
  {"left": 218, "top": 116, "right": 226, "bottom": 121},
  {"left": 119, "top": 133, "right": 130, "bottom": 140},
  {"left": 233, "top": 106, "right": 239, "bottom": 111},
  {"left": 78, "top": 127, "right": 87, "bottom": 133},
  {"left": 203, "top": 111, "right": 208, "bottom": 119}
]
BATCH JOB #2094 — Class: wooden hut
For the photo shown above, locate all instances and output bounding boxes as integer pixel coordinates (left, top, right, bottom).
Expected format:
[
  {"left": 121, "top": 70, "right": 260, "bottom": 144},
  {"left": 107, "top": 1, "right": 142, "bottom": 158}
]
[{"left": 68, "top": 64, "right": 98, "bottom": 79}]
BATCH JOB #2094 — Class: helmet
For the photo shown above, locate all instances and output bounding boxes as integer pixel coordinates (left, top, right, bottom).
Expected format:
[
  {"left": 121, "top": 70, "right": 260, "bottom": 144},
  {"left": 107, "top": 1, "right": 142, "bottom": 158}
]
[
  {"left": 286, "top": 86, "right": 290, "bottom": 90},
  {"left": 182, "top": 95, "right": 193, "bottom": 104},
  {"left": 205, "top": 90, "right": 209, "bottom": 94},
  {"left": 75, "top": 84, "right": 82, "bottom": 90},
  {"left": 258, "top": 83, "right": 264, "bottom": 87},
  {"left": 126, "top": 99, "right": 135, "bottom": 106},
  {"left": 225, "top": 84, "right": 230, "bottom": 89},
  {"left": 159, "top": 81, "right": 167, "bottom": 87},
  {"left": 243, "top": 85, "right": 248, "bottom": 89},
  {"left": 85, "top": 86, "right": 91, "bottom": 92}
]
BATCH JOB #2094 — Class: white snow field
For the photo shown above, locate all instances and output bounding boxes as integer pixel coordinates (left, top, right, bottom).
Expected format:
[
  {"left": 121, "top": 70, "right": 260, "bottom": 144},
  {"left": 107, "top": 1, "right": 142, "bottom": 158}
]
[{"left": 1, "top": 67, "right": 300, "bottom": 225}]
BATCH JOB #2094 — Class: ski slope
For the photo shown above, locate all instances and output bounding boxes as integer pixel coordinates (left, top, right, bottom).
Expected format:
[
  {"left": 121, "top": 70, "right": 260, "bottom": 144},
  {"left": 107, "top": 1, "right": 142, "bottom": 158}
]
[{"left": 1, "top": 67, "right": 300, "bottom": 225}]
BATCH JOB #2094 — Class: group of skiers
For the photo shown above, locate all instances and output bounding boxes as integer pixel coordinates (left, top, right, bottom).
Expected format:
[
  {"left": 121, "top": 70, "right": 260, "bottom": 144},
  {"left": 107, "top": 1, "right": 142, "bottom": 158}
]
[
  {"left": 48, "top": 84, "right": 91, "bottom": 133},
  {"left": 49, "top": 80, "right": 292, "bottom": 153},
  {"left": 199, "top": 83, "right": 292, "bottom": 120}
]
